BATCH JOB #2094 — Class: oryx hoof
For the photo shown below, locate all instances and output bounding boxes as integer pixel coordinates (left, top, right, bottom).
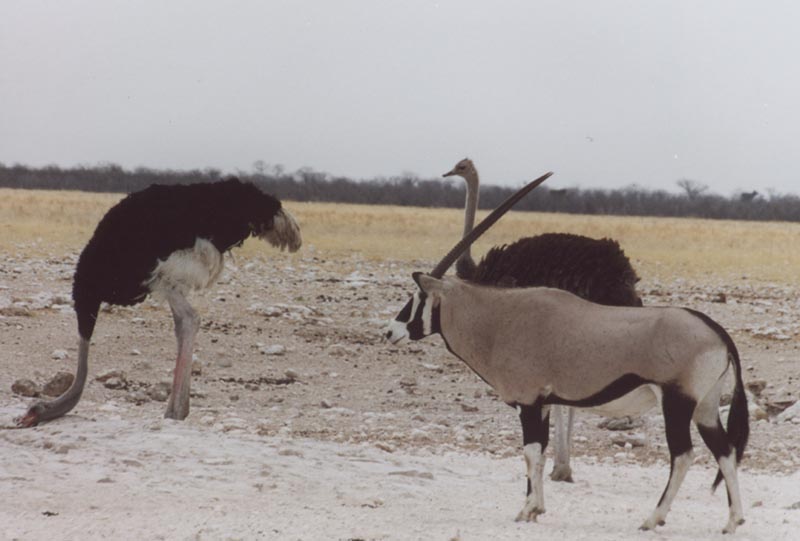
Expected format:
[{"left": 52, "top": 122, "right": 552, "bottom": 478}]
[
  {"left": 515, "top": 505, "right": 545, "bottom": 523},
  {"left": 549, "top": 464, "right": 574, "bottom": 483},
  {"left": 722, "top": 517, "right": 745, "bottom": 534},
  {"left": 639, "top": 518, "right": 665, "bottom": 531}
]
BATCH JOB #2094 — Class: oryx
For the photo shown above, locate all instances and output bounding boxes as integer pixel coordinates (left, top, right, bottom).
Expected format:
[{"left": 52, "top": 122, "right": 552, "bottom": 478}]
[{"left": 385, "top": 174, "right": 749, "bottom": 534}]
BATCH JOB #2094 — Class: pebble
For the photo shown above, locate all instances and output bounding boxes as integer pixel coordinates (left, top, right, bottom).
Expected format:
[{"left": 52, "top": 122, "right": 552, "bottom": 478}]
[
  {"left": 284, "top": 369, "right": 300, "bottom": 381},
  {"left": 776, "top": 401, "right": 800, "bottom": 423},
  {"left": 51, "top": 349, "right": 69, "bottom": 360},
  {"left": 599, "top": 417, "right": 642, "bottom": 431},
  {"left": 260, "top": 345, "right": 286, "bottom": 356},
  {"left": 611, "top": 433, "right": 647, "bottom": 448},
  {"left": 42, "top": 372, "right": 74, "bottom": 396},
  {"left": 126, "top": 390, "right": 150, "bottom": 405},
  {"left": 11, "top": 379, "right": 39, "bottom": 397},
  {"left": 147, "top": 382, "right": 171, "bottom": 402},
  {"left": 327, "top": 344, "right": 355, "bottom": 357},
  {"left": 96, "top": 369, "right": 127, "bottom": 383}
]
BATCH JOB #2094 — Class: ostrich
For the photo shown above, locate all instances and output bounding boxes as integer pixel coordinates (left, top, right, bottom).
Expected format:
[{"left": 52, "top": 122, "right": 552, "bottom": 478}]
[
  {"left": 442, "top": 158, "right": 649, "bottom": 482},
  {"left": 16, "top": 177, "right": 301, "bottom": 427}
]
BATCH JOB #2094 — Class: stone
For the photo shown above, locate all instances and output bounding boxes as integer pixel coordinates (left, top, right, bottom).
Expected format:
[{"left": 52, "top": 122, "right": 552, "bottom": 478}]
[
  {"left": 147, "top": 381, "right": 171, "bottom": 402},
  {"left": 12, "top": 379, "right": 39, "bottom": 397},
  {"left": 96, "top": 369, "right": 127, "bottom": 383},
  {"left": 126, "top": 390, "right": 150, "bottom": 405},
  {"left": 102, "top": 377, "right": 127, "bottom": 390},
  {"left": 776, "top": 401, "right": 800, "bottom": 423},
  {"left": 260, "top": 345, "right": 286, "bottom": 356},
  {"left": 42, "top": 372, "right": 74, "bottom": 397},
  {"left": 611, "top": 433, "right": 647, "bottom": 448},
  {"left": 51, "top": 349, "right": 69, "bottom": 360},
  {"left": 599, "top": 417, "right": 643, "bottom": 431},
  {"left": 327, "top": 344, "right": 355, "bottom": 357},
  {"left": 746, "top": 379, "right": 767, "bottom": 396}
]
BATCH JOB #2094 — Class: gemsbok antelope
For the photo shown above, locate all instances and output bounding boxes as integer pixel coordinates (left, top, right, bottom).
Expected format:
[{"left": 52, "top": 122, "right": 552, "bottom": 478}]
[{"left": 385, "top": 174, "right": 749, "bottom": 534}]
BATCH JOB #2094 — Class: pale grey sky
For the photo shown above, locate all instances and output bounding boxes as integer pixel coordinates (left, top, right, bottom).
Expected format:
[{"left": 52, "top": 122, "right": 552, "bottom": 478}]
[{"left": 2, "top": 1, "right": 799, "bottom": 195}]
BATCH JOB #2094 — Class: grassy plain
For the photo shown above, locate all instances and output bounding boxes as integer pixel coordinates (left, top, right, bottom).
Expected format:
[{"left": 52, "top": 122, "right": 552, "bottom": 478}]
[{"left": 1, "top": 187, "right": 798, "bottom": 284}]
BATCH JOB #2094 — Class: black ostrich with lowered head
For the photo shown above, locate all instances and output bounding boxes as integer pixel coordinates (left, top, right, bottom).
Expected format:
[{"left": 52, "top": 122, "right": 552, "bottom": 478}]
[
  {"left": 17, "top": 177, "right": 301, "bottom": 427},
  {"left": 442, "top": 158, "right": 644, "bottom": 484}
]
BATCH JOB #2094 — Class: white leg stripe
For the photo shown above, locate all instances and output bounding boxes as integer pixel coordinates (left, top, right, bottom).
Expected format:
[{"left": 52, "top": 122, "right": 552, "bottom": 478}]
[{"left": 422, "top": 295, "right": 433, "bottom": 335}]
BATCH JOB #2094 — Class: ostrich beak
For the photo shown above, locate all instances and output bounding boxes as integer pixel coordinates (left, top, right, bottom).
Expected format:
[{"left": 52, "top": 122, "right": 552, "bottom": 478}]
[{"left": 443, "top": 169, "right": 456, "bottom": 178}]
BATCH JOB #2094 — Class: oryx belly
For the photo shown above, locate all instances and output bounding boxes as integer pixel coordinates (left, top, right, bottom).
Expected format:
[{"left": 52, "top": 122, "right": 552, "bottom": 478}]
[{"left": 586, "top": 384, "right": 660, "bottom": 418}]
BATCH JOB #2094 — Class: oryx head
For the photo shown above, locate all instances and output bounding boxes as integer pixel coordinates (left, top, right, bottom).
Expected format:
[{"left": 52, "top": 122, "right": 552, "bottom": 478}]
[{"left": 385, "top": 171, "right": 553, "bottom": 344}]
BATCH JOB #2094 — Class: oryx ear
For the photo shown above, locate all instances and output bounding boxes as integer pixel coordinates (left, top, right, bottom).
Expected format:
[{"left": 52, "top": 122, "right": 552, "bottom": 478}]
[{"left": 413, "top": 272, "right": 444, "bottom": 294}]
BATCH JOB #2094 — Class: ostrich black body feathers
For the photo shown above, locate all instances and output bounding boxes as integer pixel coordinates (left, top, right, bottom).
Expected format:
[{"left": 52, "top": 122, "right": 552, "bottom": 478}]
[
  {"left": 73, "top": 178, "right": 285, "bottom": 339},
  {"left": 464, "top": 232, "right": 642, "bottom": 307}
]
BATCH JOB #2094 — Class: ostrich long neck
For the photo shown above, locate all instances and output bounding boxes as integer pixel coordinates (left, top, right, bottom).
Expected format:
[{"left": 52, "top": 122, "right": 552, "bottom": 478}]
[{"left": 457, "top": 170, "right": 480, "bottom": 277}]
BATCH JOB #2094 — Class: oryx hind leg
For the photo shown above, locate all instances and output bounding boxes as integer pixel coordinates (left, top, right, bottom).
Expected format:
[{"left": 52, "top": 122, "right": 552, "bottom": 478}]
[
  {"left": 516, "top": 402, "right": 550, "bottom": 522},
  {"left": 641, "top": 388, "right": 695, "bottom": 531},
  {"left": 550, "top": 405, "right": 574, "bottom": 482},
  {"left": 694, "top": 378, "right": 745, "bottom": 534}
]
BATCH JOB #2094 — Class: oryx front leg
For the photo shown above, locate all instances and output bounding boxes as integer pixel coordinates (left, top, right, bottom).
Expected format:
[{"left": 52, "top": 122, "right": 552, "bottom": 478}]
[
  {"left": 640, "top": 389, "right": 695, "bottom": 531},
  {"left": 516, "top": 402, "right": 550, "bottom": 523},
  {"left": 550, "top": 405, "right": 574, "bottom": 482}
]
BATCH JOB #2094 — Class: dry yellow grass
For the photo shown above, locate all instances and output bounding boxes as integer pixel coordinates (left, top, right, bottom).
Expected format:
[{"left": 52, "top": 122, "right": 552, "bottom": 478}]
[{"left": 2, "top": 188, "right": 798, "bottom": 284}]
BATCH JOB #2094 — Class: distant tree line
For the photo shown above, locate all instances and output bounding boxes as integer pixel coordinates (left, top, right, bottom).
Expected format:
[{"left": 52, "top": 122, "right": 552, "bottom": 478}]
[{"left": 1, "top": 161, "right": 799, "bottom": 222}]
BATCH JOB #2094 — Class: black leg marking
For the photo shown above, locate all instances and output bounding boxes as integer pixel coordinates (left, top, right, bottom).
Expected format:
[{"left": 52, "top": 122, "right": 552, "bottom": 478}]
[
  {"left": 519, "top": 402, "right": 549, "bottom": 495},
  {"left": 657, "top": 388, "right": 696, "bottom": 508},
  {"left": 516, "top": 400, "right": 551, "bottom": 522},
  {"left": 697, "top": 420, "right": 733, "bottom": 460}
]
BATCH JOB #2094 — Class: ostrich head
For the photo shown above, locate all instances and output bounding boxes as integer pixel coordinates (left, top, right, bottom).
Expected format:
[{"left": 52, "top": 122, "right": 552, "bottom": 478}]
[
  {"left": 224, "top": 178, "right": 302, "bottom": 252},
  {"left": 443, "top": 158, "right": 477, "bottom": 180}
]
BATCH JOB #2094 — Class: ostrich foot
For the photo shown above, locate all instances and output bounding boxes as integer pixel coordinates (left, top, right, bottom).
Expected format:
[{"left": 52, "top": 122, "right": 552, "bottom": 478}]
[{"left": 164, "top": 397, "right": 189, "bottom": 420}]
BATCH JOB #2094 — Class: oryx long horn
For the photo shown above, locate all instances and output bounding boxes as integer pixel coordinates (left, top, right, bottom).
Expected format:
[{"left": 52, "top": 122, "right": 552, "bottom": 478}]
[{"left": 430, "top": 171, "right": 553, "bottom": 278}]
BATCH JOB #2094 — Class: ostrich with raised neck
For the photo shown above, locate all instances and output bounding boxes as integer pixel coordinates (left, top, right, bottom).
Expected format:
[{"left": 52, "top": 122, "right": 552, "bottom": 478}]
[
  {"left": 16, "top": 177, "right": 301, "bottom": 427},
  {"left": 442, "top": 157, "right": 651, "bottom": 483}
]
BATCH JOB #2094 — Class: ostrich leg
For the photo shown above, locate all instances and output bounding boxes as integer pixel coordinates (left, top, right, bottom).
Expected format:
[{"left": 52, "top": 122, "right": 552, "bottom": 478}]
[{"left": 164, "top": 291, "right": 199, "bottom": 420}]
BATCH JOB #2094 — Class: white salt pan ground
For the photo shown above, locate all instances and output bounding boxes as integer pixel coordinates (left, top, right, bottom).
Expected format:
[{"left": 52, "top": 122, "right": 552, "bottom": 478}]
[{"left": 1, "top": 406, "right": 797, "bottom": 541}]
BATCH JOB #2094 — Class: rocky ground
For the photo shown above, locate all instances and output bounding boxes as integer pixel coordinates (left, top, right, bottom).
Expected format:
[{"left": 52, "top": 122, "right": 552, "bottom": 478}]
[{"left": 1, "top": 248, "right": 799, "bottom": 539}]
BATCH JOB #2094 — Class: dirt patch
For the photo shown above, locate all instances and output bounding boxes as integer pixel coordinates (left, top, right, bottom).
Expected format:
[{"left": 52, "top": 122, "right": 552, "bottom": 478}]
[{"left": 2, "top": 251, "right": 799, "bottom": 474}]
